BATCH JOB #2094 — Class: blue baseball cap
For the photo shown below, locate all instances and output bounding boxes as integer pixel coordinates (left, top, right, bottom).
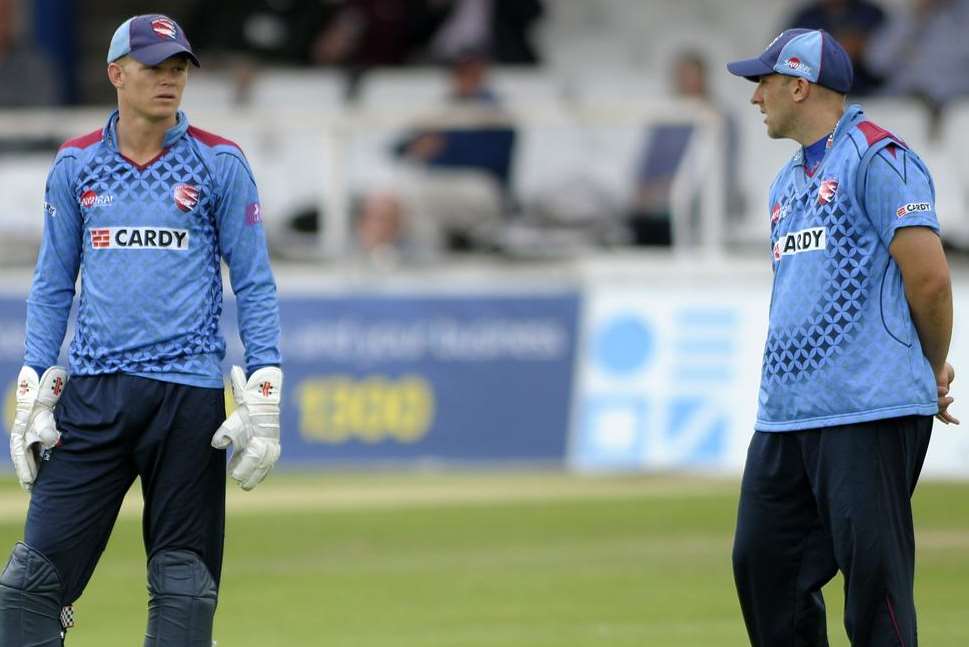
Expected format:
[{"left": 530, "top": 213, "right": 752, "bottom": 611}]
[
  {"left": 727, "top": 29, "right": 852, "bottom": 93},
  {"left": 107, "top": 14, "right": 199, "bottom": 67}
]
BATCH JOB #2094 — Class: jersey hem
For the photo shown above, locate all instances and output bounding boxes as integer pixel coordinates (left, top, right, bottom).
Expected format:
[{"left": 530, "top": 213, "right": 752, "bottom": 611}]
[
  {"left": 755, "top": 402, "right": 938, "bottom": 432},
  {"left": 129, "top": 371, "right": 224, "bottom": 389}
]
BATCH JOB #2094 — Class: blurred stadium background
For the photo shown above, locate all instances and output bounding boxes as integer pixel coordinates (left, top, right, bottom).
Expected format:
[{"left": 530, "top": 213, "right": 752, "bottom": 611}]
[{"left": 1, "top": 0, "right": 969, "bottom": 644}]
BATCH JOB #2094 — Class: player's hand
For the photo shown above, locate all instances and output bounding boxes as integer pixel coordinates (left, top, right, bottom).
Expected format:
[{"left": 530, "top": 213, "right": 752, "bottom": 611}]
[
  {"left": 935, "top": 362, "right": 959, "bottom": 425},
  {"left": 9, "top": 366, "right": 68, "bottom": 492},
  {"left": 211, "top": 366, "right": 282, "bottom": 490}
]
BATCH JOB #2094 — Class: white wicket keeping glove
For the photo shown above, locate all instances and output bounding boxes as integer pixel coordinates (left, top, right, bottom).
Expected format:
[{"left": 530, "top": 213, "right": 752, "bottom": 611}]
[
  {"left": 211, "top": 366, "right": 282, "bottom": 491},
  {"left": 9, "top": 366, "right": 68, "bottom": 492}
]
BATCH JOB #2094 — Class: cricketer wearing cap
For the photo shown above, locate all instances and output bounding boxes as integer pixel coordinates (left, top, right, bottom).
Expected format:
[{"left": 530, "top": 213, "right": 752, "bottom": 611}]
[
  {"left": 726, "top": 29, "right": 957, "bottom": 647},
  {"left": 0, "top": 14, "right": 282, "bottom": 646}
]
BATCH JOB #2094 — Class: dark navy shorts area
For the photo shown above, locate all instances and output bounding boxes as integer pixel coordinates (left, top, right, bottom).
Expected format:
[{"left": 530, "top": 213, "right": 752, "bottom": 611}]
[{"left": 25, "top": 373, "right": 226, "bottom": 604}]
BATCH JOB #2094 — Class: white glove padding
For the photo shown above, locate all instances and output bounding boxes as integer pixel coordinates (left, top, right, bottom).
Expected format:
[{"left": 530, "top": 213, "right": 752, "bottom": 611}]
[
  {"left": 211, "top": 366, "right": 282, "bottom": 491},
  {"left": 10, "top": 366, "right": 68, "bottom": 492}
]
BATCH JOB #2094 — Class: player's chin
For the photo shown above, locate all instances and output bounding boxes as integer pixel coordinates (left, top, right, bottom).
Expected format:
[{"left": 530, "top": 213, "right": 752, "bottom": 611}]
[{"left": 147, "top": 103, "right": 180, "bottom": 120}]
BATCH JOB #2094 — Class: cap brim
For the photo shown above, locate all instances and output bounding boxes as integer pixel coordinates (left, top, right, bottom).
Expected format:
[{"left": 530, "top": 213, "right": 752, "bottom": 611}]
[
  {"left": 130, "top": 42, "right": 200, "bottom": 67},
  {"left": 726, "top": 57, "right": 773, "bottom": 81}
]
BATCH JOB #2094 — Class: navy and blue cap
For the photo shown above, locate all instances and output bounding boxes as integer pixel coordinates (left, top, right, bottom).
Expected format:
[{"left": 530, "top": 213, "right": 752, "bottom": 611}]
[
  {"left": 107, "top": 14, "right": 199, "bottom": 67},
  {"left": 726, "top": 28, "right": 852, "bottom": 94}
]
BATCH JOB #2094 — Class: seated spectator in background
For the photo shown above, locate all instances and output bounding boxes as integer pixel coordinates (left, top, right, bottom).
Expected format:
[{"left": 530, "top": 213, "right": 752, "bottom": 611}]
[
  {"left": 309, "top": 0, "right": 449, "bottom": 69},
  {"left": 786, "top": 0, "right": 886, "bottom": 96},
  {"left": 355, "top": 50, "right": 516, "bottom": 262},
  {"left": 425, "top": 0, "right": 545, "bottom": 65},
  {"left": 0, "top": 0, "right": 57, "bottom": 107},
  {"left": 866, "top": 0, "right": 969, "bottom": 130},
  {"left": 627, "top": 50, "right": 740, "bottom": 246}
]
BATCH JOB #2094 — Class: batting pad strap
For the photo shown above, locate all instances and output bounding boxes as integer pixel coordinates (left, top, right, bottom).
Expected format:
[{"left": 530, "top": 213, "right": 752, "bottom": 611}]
[
  {"left": 144, "top": 550, "right": 217, "bottom": 647},
  {"left": 0, "top": 543, "right": 65, "bottom": 646}
]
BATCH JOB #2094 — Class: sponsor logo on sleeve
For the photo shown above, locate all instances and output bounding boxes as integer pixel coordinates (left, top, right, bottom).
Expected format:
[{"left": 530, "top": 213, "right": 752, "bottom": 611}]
[
  {"left": 80, "top": 189, "right": 113, "bottom": 210},
  {"left": 770, "top": 201, "right": 790, "bottom": 224},
  {"left": 773, "top": 226, "right": 827, "bottom": 260},
  {"left": 44, "top": 202, "right": 56, "bottom": 218},
  {"left": 818, "top": 178, "right": 838, "bottom": 205},
  {"left": 173, "top": 183, "right": 200, "bottom": 212},
  {"left": 89, "top": 227, "right": 189, "bottom": 250},
  {"left": 896, "top": 202, "right": 932, "bottom": 218},
  {"left": 245, "top": 202, "right": 262, "bottom": 225}
]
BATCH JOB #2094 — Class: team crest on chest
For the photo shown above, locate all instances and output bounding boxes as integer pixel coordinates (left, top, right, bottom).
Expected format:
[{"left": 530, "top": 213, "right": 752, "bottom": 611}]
[
  {"left": 173, "top": 184, "right": 200, "bottom": 212},
  {"left": 817, "top": 178, "right": 839, "bottom": 205}
]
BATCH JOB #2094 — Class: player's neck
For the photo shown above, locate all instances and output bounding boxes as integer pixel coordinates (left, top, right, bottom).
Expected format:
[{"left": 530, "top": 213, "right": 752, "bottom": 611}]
[
  {"left": 793, "top": 104, "right": 844, "bottom": 147},
  {"left": 115, "top": 109, "right": 177, "bottom": 165}
]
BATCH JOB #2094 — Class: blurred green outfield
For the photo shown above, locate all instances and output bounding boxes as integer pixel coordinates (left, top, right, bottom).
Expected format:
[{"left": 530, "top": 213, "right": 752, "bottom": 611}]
[{"left": 0, "top": 472, "right": 966, "bottom": 646}]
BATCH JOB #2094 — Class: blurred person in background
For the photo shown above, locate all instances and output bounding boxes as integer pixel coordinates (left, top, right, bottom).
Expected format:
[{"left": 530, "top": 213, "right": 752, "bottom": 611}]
[
  {"left": 425, "top": 0, "right": 545, "bottom": 65},
  {"left": 785, "top": 0, "right": 887, "bottom": 96},
  {"left": 0, "top": 14, "right": 282, "bottom": 645},
  {"left": 866, "top": 0, "right": 969, "bottom": 133},
  {"left": 355, "top": 48, "right": 516, "bottom": 263},
  {"left": 627, "top": 50, "right": 741, "bottom": 246},
  {"left": 0, "top": 0, "right": 58, "bottom": 106},
  {"left": 727, "top": 28, "right": 956, "bottom": 646}
]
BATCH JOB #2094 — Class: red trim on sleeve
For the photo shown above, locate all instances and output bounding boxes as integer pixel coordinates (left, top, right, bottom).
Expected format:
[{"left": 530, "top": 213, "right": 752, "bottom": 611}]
[
  {"left": 59, "top": 129, "right": 103, "bottom": 151},
  {"left": 187, "top": 126, "right": 242, "bottom": 152}
]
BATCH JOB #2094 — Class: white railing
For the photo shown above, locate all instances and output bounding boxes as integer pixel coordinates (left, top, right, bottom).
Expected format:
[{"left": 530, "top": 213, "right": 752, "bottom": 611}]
[{"left": 0, "top": 99, "right": 727, "bottom": 262}]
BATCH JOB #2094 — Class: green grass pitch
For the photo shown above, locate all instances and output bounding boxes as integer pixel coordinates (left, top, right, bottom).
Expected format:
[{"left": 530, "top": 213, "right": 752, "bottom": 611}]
[{"left": 0, "top": 472, "right": 965, "bottom": 646}]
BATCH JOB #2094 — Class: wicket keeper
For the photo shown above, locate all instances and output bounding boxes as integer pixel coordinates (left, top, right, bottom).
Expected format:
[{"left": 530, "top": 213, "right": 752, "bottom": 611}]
[{"left": 1, "top": 14, "right": 282, "bottom": 645}]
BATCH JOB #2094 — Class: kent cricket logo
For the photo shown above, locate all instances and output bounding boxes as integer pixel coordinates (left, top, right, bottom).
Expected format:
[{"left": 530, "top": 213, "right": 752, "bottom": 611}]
[
  {"left": 773, "top": 226, "right": 827, "bottom": 260},
  {"left": 173, "top": 183, "right": 200, "bottom": 212},
  {"left": 817, "top": 178, "right": 838, "bottom": 205},
  {"left": 89, "top": 227, "right": 189, "bottom": 250},
  {"left": 152, "top": 18, "right": 177, "bottom": 39},
  {"left": 896, "top": 202, "right": 932, "bottom": 218}
]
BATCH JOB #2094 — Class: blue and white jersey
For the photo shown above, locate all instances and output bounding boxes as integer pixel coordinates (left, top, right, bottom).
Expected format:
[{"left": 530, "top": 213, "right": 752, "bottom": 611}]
[
  {"left": 757, "top": 104, "right": 939, "bottom": 431},
  {"left": 25, "top": 111, "right": 281, "bottom": 389}
]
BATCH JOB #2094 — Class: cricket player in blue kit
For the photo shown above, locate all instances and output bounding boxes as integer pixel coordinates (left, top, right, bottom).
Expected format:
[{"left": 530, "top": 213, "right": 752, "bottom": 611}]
[
  {"left": 727, "top": 30, "right": 957, "bottom": 646},
  {"left": 0, "top": 14, "right": 282, "bottom": 646}
]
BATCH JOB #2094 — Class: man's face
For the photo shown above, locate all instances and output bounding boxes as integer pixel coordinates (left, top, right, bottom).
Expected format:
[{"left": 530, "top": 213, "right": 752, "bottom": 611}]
[
  {"left": 751, "top": 74, "right": 795, "bottom": 139},
  {"left": 113, "top": 55, "right": 189, "bottom": 122}
]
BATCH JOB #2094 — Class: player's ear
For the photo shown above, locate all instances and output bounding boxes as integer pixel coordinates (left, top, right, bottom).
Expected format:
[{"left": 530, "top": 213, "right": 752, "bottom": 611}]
[
  {"left": 107, "top": 59, "right": 126, "bottom": 89},
  {"left": 791, "top": 77, "right": 812, "bottom": 104}
]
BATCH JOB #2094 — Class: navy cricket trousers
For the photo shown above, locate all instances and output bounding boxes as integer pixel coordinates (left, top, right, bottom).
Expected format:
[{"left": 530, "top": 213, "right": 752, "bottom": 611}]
[
  {"left": 24, "top": 374, "right": 227, "bottom": 605},
  {"left": 732, "top": 416, "right": 932, "bottom": 647}
]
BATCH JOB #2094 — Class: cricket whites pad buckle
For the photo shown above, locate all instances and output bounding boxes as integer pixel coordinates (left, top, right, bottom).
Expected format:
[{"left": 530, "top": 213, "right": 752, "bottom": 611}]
[{"left": 60, "top": 604, "right": 75, "bottom": 629}]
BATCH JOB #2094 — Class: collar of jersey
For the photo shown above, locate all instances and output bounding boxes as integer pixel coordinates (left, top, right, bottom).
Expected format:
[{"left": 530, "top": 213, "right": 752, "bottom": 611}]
[
  {"left": 102, "top": 109, "right": 190, "bottom": 152},
  {"left": 792, "top": 103, "right": 864, "bottom": 169}
]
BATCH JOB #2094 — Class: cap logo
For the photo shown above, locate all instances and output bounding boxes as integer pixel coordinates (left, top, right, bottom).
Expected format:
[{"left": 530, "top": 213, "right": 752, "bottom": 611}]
[
  {"left": 151, "top": 18, "right": 177, "bottom": 40},
  {"left": 785, "top": 57, "right": 813, "bottom": 74}
]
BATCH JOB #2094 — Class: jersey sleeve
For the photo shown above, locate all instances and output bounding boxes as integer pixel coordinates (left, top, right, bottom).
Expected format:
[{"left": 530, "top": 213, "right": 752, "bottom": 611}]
[
  {"left": 862, "top": 146, "right": 940, "bottom": 248},
  {"left": 215, "top": 150, "right": 282, "bottom": 372},
  {"left": 24, "top": 154, "right": 82, "bottom": 369}
]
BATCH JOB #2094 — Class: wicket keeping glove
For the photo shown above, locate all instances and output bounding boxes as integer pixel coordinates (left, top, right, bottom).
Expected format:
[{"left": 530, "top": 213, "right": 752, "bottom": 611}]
[
  {"left": 211, "top": 366, "right": 282, "bottom": 491},
  {"left": 9, "top": 366, "right": 68, "bottom": 492}
]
